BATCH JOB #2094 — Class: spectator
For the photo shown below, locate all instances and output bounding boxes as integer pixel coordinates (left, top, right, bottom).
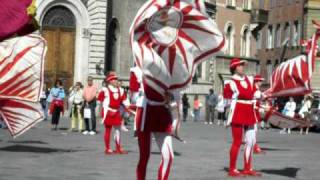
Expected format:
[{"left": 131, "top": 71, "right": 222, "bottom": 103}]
[
  {"left": 83, "top": 76, "right": 98, "bottom": 135},
  {"left": 40, "top": 85, "right": 47, "bottom": 121},
  {"left": 49, "top": 80, "right": 65, "bottom": 131},
  {"left": 193, "top": 95, "right": 202, "bottom": 122},
  {"left": 299, "top": 95, "right": 313, "bottom": 135},
  {"left": 182, "top": 93, "right": 190, "bottom": 122},
  {"left": 69, "top": 82, "right": 84, "bottom": 132},
  {"left": 205, "top": 89, "right": 217, "bottom": 125},
  {"left": 280, "top": 97, "right": 296, "bottom": 134},
  {"left": 44, "top": 88, "right": 52, "bottom": 119},
  {"left": 216, "top": 94, "right": 226, "bottom": 126}
]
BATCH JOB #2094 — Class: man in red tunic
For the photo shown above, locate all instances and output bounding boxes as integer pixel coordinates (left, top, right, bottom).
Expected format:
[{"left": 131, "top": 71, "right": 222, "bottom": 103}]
[
  {"left": 98, "top": 73, "right": 130, "bottom": 154},
  {"left": 224, "top": 58, "right": 262, "bottom": 177},
  {"left": 135, "top": 80, "right": 179, "bottom": 180}
]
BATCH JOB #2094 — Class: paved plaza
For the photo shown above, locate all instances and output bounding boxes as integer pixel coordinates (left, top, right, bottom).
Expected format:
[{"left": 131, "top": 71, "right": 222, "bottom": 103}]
[{"left": 0, "top": 118, "right": 319, "bottom": 180}]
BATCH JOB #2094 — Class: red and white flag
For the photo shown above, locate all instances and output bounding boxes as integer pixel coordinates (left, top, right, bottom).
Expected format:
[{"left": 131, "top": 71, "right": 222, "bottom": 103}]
[
  {"left": 265, "top": 21, "right": 320, "bottom": 98},
  {"left": 130, "top": 0, "right": 225, "bottom": 94},
  {"left": 0, "top": 34, "right": 46, "bottom": 138}
]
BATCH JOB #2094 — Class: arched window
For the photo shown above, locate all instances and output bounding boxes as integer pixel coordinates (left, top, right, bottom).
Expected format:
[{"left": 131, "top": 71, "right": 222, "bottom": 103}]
[
  {"left": 292, "top": 21, "right": 300, "bottom": 46},
  {"left": 106, "top": 18, "right": 120, "bottom": 72},
  {"left": 226, "top": 0, "right": 235, "bottom": 7},
  {"left": 225, "top": 23, "right": 234, "bottom": 55},
  {"left": 284, "top": 23, "right": 291, "bottom": 46},
  {"left": 267, "top": 25, "right": 273, "bottom": 49},
  {"left": 257, "top": 31, "right": 262, "bottom": 49},
  {"left": 42, "top": 6, "right": 75, "bottom": 28},
  {"left": 256, "top": 62, "right": 261, "bottom": 74},
  {"left": 241, "top": 26, "right": 250, "bottom": 57},
  {"left": 259, "top": 0, "right": 265, "bottom": 9},
  {"left": 243, "top": 0, "right": 251, "bottom": 10},
  {"left": 275, "top": 24, "right": 281, "bottom": 47},
  {"left": 274, "top": 59, "right": 279, "bottom": 67},
  {"left": 266, "top": 60, "right": 272, "bottom": 82}
]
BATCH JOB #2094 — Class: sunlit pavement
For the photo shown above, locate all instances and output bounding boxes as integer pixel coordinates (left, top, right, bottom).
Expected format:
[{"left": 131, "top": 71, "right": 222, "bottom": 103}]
[{"left": 0, "top": 117, "right": 320, "bottom": 180}]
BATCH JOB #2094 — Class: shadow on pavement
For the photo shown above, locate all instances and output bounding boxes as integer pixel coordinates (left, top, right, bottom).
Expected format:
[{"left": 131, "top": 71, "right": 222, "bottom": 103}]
[
  {"left": 256, "top": 141, "right": 270, "bottom": 144},
  {"left": 7, "top": 140, "right": 48, "bottom": 145},
  {"left": 0, "top": 145, "right": 82, "bottom": 153},
  {"left": 222, "top": 167, "right": 300, "bottom": 178},
  {"left": 260, "top": 167, "right": 300, "bottom": 178},
  {"left": 261, "top": 147, "right": 291, "bottom": 151},
  {"left": 151, "top": 151, "right": 182, "bottom": 156}
]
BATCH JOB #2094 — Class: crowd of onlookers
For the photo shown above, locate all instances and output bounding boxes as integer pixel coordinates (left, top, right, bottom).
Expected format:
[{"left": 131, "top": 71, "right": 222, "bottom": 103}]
[
  {"left": 37, "top": 76, "right": 134, "bottom": 135},
  {"left": 181, "top": 89, "right": 320, "bottom": 134},
  {"left": 39, "top": 77, "right": 106, "bottom": 135},
  {"left": 280, "top": 95, "right": 316, "bottom": 135},
  {"left": 1, "top": 78, "right": 319, "bottom": 135},
  {"left": 181, "top": 89, "right": 228, "bottom": 126}
]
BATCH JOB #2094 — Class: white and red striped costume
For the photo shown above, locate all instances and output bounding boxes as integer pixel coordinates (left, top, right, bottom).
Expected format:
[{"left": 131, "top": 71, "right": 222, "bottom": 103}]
[
  {"left": 135, "top": 81, "right": 177, "bottom": 180},
  {"left": 97, "top": 74, "right": 130, "bottom": 154},
  {"left": 224, "top": 74, "right": 256, "bottom": 126},
  {"left": 130, "top": 0, "right": 225, "bottom": 179},
  {"left": 224, "top": 70, "right": 260, "bottom": 176}
]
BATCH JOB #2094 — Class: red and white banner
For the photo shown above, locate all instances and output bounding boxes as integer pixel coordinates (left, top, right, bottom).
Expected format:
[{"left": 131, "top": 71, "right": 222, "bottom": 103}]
[
  {"left": 265, "top": 22, "right": 320, "bottom": 98},
  {"left": 130, "top": 0, "right": 225, "bottom": 94},
  {"left": 0, "top": 34, "right": 46, "bottom": 138}
]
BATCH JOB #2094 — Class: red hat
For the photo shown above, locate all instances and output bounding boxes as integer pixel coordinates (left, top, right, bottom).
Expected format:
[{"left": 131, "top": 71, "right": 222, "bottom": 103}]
[
  {"left": 254, "top": 75, "right": 265, "bottom": 82},
  {"left": 106, "top": 73, "right": 118, "bottom": 82},
  {"left": 230, "top": 58, "right": 247, "bottom": 69}
]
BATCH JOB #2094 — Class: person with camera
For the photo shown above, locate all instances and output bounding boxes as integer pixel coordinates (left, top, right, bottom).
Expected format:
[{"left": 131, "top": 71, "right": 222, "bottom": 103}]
[
  {"left": 69, "top": 82, "right": 84, "bottom": 132},
  {"left": 49, "top": 80, "right": 65, "bottom": 131}
]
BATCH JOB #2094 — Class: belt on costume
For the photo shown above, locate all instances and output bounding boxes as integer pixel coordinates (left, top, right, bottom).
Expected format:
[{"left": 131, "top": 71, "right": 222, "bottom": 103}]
[
  {"left": 106, "top": 107, "right": 118, "bottom": 112},
  {"left": 146, "top": 99, "right": 166, "bottom": 106},
  {"left": 236, "top": 99, "right": 253, "bottom": 104}
]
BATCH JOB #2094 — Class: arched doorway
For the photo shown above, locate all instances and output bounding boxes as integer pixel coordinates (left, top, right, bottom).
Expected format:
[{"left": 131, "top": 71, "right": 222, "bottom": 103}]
[
  {"left": 105, "top": 18, "right": 120, "bottom": 74},
  {"left": 41, "top": 6, "right": 76, "bottom": 89}
]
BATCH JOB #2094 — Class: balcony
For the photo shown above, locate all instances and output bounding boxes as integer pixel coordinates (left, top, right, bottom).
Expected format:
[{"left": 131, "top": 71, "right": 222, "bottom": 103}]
[
  {"left": 251, "top": 9, "right": 268, "bottom": 25},
  {"left": 205, "top": 1, "right": 217, "bottom": 18}
]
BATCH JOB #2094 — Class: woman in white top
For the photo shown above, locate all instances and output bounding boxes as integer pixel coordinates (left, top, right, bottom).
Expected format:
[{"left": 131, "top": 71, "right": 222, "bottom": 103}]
[
  {"left": 69, "top": 82, "right": 84, "bottom": 132},
  {"left": 215, "top": 94, "right": 226, "bottom": 126},
  {"left": 299, "top": 95, "right": 313, "bottom": 135},
  {"left": 280, "top": 97, "right": 296, "bottom": 134}
]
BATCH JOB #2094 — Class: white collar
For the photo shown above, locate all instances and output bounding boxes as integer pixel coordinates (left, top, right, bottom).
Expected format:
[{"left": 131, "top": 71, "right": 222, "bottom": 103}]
[
  {"left": 232, "top": 74, "right": 245, "bottom": 81},
  {"left": 107, "top": 85, "right": 119, "bottom": 92}
]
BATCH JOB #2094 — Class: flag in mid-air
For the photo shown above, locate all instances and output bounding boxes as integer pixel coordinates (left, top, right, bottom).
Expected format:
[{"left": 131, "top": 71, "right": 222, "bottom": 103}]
[
  {"left": 0, "top": 34, "right": 47, "bottom": 138},
  {"left": 130, "top": 0, "right": 225, "bottom": 94},
  {"left": 265, "top": 20, "right": 320, "bottom": 98}
]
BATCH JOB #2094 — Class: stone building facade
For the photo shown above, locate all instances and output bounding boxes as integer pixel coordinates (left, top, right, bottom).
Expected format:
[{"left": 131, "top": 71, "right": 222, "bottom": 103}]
[
  {"left": 35, "top": 0, "right": 213, "bottom": 94},
  {"left": 35, "top": 0, "right": 262, "bottom": 97},
  {"left": 256, "top": 0, "right": 320, "bottom": 92},
  {"left": 255, "top": 0, "right": 305, "bottom": 87},
  {"left": 212, "top": 0, "right": 259, "bottom": 95},
  {"left": 305, "top": 0, "right": 320, "bottom": 93}
]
